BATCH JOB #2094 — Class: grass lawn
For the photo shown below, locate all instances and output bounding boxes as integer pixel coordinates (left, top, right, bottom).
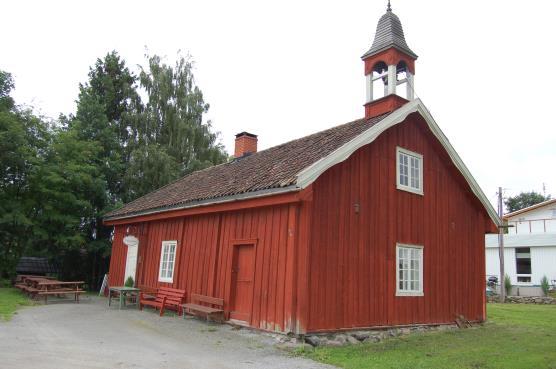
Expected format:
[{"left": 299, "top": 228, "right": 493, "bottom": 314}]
[
  {"left": 0, "top": 288, "right": 34, "bottom": 321},
  {"left": 300, "top": 304, "right": 556, "bottom": 369}
]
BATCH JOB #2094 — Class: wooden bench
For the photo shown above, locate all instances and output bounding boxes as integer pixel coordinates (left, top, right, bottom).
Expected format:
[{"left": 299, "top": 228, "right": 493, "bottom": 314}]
[
  {"left": 183, "top": 294, "right": 224, "bottom": 322},
  {"left": 37, "top": 289, "right": 86, "bottom": 304},
  {"left": 139, "top": 287, "right": 186, "bottom": 316}
]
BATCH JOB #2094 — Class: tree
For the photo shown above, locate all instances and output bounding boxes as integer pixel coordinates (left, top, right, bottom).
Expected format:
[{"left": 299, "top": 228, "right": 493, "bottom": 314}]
[
  {"left": 62, "top": 52, "right": 142, "bottom": 287},
  {"left": 505, "top": 191, "right": 551, "bottom": 214},
  {"left": 0, "top": 70, "right": 50, "bottom": 278},
  {"left": 121, "top": 53, "right": 227, "bottom": 202},
  {"left": 123, "top": 145, "right": 181, "bottom": 200},
  {"left": 0, "top": 70, "right": 15, "bottom": 111}
]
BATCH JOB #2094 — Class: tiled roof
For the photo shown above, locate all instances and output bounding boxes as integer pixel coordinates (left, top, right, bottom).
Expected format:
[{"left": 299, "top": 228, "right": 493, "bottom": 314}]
[
  {"left": 105, "top": 113, "right": 389, "bottom": 220},
  {"left": 16, "top": 257, "right": 58, "bottom": 275},
  {"left": 362, "top": 7, "right": 417, "bottom": 59}
]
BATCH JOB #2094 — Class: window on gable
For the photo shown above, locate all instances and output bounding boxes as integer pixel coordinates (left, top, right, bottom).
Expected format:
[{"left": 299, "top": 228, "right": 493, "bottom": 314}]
[
  {"left": 158, "top": 240, "right": 177, "bottom": 283},
  {"left": 397, "top": 147, "right": 423, "bottom": 195},
  {"left": 396, "top": 244, "right": 424, "bottom": 296}
]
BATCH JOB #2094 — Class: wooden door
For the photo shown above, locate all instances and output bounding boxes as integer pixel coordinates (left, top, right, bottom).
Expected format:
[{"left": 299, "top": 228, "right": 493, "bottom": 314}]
[
  {"left": 124, "top": 244, "right": 138, "bottom": 283},
  {"left": 229, "top": 243, "right": 255, "bottom": 323}
]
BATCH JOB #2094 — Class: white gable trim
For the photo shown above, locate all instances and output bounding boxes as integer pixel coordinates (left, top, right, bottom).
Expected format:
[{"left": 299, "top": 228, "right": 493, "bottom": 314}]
[{"left": 295, "top": 98, "right": 501, "bottom": 227}]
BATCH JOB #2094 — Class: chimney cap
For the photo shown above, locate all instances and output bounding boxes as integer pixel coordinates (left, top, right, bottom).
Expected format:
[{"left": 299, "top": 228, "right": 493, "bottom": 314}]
[{"left": 235, "top": 131, "right": 258, "bottom": 139}]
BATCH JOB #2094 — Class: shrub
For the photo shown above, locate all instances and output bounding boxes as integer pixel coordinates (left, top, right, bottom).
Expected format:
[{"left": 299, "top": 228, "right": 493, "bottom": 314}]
[
  {"left": 124, "top": 276, "right": 134, "bottom": 288},
  {"left": 0, "top": 279, "right": 12, "bottom": 288},
  {"left": 540, "top": 275, "right": 550, "bottom": 296},
  {"left": 504, "top": 274, "right": 512, "bottom": 297}
]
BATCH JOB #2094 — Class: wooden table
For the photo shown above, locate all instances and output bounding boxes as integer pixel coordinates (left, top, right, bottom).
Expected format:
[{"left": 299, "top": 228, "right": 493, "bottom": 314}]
[
  {"left": 108, "top": 287, "right": 141, "bottom": 310},
  {"left": 36, "top": 280, "right": 85, "bottom": 304}
]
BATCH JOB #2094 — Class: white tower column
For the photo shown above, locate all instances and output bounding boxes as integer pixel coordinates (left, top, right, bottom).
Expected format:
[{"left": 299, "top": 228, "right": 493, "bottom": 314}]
[
  {"left": 406, "top": 72, "right": 414, "bottom": 100},
  {"left": 365, "top": 74, "right": 373, "bottom": 103},
  {"left": 387, "top": 64, "right": 396, "bottom": 95}
]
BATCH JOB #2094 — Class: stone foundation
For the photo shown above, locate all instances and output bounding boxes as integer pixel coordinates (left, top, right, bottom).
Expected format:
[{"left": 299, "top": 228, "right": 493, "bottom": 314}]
[
  {"left": 487, "top": 294, "right": 556, "bottom": 304},
  {"left": 301, "top": 324, "right": 458, "bottom": 347}
]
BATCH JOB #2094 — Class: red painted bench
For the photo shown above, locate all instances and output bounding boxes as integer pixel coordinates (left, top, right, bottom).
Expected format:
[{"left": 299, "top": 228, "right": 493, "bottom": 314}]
[
  {"left": 183, "top": 294, "right": 224, "bottom": 322},
  {"left": 139, "top": 287, "right": 186, "bottom": 316}
]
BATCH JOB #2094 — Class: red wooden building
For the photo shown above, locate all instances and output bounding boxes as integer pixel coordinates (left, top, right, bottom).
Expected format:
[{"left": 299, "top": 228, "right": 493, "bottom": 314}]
[{"left": 104, "top": 5, "right": 500, "bottom": 334}]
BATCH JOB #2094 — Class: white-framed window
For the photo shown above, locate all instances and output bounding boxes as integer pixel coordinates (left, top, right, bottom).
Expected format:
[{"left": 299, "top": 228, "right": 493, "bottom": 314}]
[
  {"left": 396, "top": 147, "right": 423, "bottom": 195},
  {"left": 158, "top": 240, "right": 177, "bottom": 283},
  {"left": 515, "top": 247, "right": 532, "bottom": 284},
  {"left": 396, "top": 244, "right": 424, "bottom": 296}
]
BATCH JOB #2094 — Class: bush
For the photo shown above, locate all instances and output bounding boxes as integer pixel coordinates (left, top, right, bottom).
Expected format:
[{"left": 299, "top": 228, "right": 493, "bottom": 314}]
[
  {"left": 504, "top": 274, "right": 512, "bottom": 297},
  {"left": 540, "top": 275, "right": 549, "bottom": 296},
  {"left": 124, "top": 276, "right": 134, "bottom": 288},
  {"left": 0, "top": 279, "right": 12, "bottom": 288}
]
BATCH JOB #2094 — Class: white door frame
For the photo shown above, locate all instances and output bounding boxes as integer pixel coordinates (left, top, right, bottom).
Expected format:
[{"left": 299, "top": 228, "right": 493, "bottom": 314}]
[{"left": 123, "top": 235, "right": 139, "bottom": 283}]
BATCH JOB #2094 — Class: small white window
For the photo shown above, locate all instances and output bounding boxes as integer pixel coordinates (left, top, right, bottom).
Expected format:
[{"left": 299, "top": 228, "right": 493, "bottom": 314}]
[
  {"left": 396, "top": 244, "right": 424, "bottom": 296},
  {"left": 158, "top": 240, "right": 177, "bottom": 283},
  {"left": 396, "top": 147, "right": 423, "bottom": 195}
]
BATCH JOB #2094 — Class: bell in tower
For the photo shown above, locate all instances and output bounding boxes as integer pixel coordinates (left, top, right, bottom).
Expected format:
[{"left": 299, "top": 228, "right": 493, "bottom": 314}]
[{"left": 362, "top": 1, "right": 418, "bottom": 118}]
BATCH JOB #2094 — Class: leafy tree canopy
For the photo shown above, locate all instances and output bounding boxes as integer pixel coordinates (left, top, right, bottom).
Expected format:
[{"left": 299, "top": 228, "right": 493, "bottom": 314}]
[
  {"left": 505, "top": 191, "right": 551, "bottom": 214},
  {"left": 0, "top": 51, "right": 229, "bottom": 285}
]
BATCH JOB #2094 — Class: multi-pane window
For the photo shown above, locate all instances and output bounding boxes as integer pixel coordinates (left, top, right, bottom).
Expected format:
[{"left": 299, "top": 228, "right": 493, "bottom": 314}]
[
  {"left": 396, "top": 244, "right": 423, "bottom": 296},
  {"left": 158, "top": 240, "right": 177, "bottom": 283},
  {"left": 515, "top": 247, "right": 532, "bottom": 283},
  {"left": 397, "top": 147, "right": 423, "bottom": 195}
]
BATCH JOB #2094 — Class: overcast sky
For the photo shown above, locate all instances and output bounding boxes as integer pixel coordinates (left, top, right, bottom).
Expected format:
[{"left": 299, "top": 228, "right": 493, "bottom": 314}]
[{"left": 3, "top": 0, "right": 556, "bottom": 209}]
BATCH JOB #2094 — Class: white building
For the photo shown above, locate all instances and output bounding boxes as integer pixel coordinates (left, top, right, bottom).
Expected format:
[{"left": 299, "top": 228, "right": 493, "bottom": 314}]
[{"left": 485, "top": 198, "right": 556, "bottom": 296}]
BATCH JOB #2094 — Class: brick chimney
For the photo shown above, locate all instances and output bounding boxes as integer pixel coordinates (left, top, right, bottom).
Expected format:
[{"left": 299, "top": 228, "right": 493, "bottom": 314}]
[{"left": 234, "top": 132, "right": 258, "bottom": 157}]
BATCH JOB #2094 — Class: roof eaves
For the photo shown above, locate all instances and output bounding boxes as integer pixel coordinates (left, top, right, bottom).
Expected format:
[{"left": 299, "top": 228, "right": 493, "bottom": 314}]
[
  {"left": 361, "top": 44, "right": 418, "bottom": 60},
  {"left": 103, "top": 184, "right": 301, "bottom": 223},
  {"left": 503, "top": 198, "right": 556, "bottom": 219}
]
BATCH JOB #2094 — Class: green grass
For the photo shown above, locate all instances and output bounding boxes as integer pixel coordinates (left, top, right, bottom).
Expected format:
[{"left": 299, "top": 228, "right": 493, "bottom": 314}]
[
  {"left": 300, "top": 304, "right": 556, "bottom": 369},
  {"left": 0, "top": 288, "right": 34, "bottom": 321}
]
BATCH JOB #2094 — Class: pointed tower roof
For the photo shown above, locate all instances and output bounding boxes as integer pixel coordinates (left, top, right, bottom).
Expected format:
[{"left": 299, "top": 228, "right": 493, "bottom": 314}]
[{"left": 362, "top": 2, "right": 417, "bottom": 59}]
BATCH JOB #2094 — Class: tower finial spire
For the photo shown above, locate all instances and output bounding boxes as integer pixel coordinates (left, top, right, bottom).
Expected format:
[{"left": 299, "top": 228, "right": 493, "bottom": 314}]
[{"left": 387, "top": 0, "right": 391, "bottom": 12}]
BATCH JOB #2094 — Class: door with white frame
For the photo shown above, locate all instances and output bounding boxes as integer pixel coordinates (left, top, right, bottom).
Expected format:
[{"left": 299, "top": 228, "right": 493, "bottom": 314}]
[{"left": 123, "top": 235, "right": 139, "bottom": 284}]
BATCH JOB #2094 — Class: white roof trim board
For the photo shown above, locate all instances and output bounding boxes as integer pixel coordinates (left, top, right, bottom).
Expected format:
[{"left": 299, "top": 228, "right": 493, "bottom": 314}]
[
  {"left": 296, "top": 98, "right": 501, "bottom": 227},
  {"left": 485, "top": 233, "right": 556, "bottom": 248}
]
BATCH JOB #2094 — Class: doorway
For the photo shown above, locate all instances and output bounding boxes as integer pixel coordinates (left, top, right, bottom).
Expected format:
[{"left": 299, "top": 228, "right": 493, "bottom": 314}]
[
  {"left": 124, "top": 244, "right": 138, "bottom": 283},
  {"left": 229, "top": 242, "right": 256, "bottom": 323}
]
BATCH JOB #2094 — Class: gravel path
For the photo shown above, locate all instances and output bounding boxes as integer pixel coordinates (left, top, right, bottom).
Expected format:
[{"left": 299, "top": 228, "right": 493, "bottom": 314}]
[{"left": 0, "top": 296, "right": 333, "bottom": 369}]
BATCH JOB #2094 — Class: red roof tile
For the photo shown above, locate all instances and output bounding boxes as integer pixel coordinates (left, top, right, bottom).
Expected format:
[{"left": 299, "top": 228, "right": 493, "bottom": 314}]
[{"left": 105, "top": 113, "right": 389, "bottom": 220}]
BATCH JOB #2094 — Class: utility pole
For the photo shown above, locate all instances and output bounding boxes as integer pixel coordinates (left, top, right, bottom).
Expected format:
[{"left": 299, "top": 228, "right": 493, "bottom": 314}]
[{"left": 497, "top": 187, "right": 505, "bottom": 303}]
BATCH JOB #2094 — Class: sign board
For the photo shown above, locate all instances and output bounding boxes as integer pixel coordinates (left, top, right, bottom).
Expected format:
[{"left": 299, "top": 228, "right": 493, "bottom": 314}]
[{"left": 123, "top": 235, "right": 139, "bottom": 247}]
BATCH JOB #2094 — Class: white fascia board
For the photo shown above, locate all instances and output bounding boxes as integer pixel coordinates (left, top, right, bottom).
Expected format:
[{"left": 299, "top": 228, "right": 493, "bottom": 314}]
[
  {"left": 485, "top": 233, "right": 556, "bottom": 248},
  {"left": 295, "top": 98, "right": 502, "bottom": 227}
]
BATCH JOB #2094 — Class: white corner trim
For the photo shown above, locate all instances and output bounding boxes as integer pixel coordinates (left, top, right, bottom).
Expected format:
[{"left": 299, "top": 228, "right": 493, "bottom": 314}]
[{"left": 295, "top": 98, "right": 501, "bottom": 227}]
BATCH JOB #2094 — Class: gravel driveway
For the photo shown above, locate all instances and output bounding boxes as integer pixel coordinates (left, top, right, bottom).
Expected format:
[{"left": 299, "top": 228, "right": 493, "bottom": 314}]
[{"left": 0, "top": 296, "right": 333, "bottom": 369}]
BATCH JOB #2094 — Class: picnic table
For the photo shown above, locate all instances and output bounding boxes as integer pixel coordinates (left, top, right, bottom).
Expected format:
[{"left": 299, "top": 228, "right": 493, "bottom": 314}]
[
  {"left": 15, "top": 276, "right": 85, "bottom": 304},
  {"left": 108, "top": 286, "right": 141, "bottom": 310}
]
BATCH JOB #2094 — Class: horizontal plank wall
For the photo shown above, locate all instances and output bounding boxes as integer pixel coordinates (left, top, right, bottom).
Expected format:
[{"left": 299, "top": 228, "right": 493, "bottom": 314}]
[
  {"left": 306, "top": 113, "right": 489, "bottom": 332},
  {"left": 108, "top": 203, "right": 299, "bottom": 333}
]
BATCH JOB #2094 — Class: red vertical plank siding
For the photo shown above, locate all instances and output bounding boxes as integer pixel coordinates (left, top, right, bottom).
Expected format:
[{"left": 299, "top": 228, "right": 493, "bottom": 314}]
[
  {"left": 306, "top": 114, "right": 490, "bottom": 332},
  {"left": 108, "top": 203, "right": 299, "bottom": 332},
  {"left": 107, "top": 113, "right": 492, "bottom": 333},
  {"left": 108, "top": 225, "right": 126, "bottom": 287}
]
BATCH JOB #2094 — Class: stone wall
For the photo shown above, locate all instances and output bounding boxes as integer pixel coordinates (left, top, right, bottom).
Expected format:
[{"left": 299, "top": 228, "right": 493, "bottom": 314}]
[
  {"left": 488, "top": 295, "right": 556, "bottom": 304},
  {"left": 301, "top": 324, "right": 458, "bottom": 347}
]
